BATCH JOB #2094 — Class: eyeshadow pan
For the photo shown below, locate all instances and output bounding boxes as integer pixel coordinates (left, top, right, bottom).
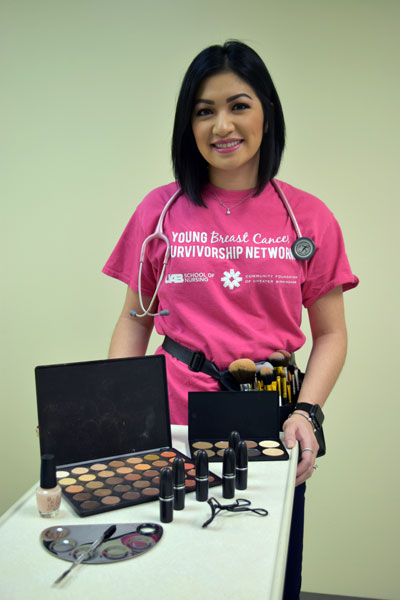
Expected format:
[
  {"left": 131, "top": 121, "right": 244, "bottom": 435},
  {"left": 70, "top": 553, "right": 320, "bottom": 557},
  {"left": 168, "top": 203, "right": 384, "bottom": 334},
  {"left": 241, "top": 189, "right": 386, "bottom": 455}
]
[
  {"left": 152, "top": 460, "right": 168, "bottom": 467},
  {"left": 56, "top": 471, "right": 70, "bottom": 479},
  {"left": 65, "top": 485, "right": 84, "bottom": 494},
  {"left": 259, "top": 440, "right": 280, "bottom": 448},
  {"left": 187, "top": 469, "right": 196, "bottom": 477},
  {"left": 125, "top": 473, "right": 142, "bottom": 481},
  {"left": 126, "top": 457, "right": 143, "bottom": 464},
  {"left": 97, "top": 470, "right": 116, "bottom": 478},
  {"left": 122, "top": 491, "right": 140, "bottom": 501},
  {"left": 133, "top": 480, "right": 151, "bottom": 489},
  {"left": 151, "top": 476, "right": 160, "bottom": 485},
  {"left": 58, "top": 477, "right": 77, "bottom": 486},
  {"left": 86, "top": 481, "right": 104, "bottom": 489},
  {"left": 142, "top": 470, "right": 159, "bottom": 478},
  {"left": 184, "top": 463, "right": 194, "bottom": 470},
  {"left": 161, "top": 451, "right": 176, "bottom": 458},
  {"left": 143, "top": 454, "right": 159, "bottom": 461},
  {"left": 80, "top": 500, "right": 101, "bottom": 510},
  {"left": 185, "top": 479, "right": 196, "bottom": 488},
  {"left": 134, "top": 464, "right": 151, "bottom": 471},
  {"left": 94, "top": 488, "right": 112, "bottom": 497},
  {"left": 105, "top": 477, "right": 124, "bottom": 485},
  {"left": 215, "top": 441, "right": 229, "bottom": 449},
  {"left": 109, "top": 460, "right": 125, "bottom": 468},
  {"left": 193, "top": 441, "right": 213, "bottom": 449},
  {"left": 245, "top": 440, "right": 258, "bottom": 448},
  {"left": 216, "top": 449, "right": 225, "bottom": 457},
  {"left": 116, "top": 467, "right": 133, "bottom": 474},
  {"left": 71, "top": 467, "right": 89, "bottom": 475},
  {"left": 142, "top": 487, "right": 159, "bottom": 496},
  {"left": 262, "top": 448, "right": 284, "bottom": 456},
  {"left": 114, "top": 484, "right": 131, "bottom": 493},
  {"left": 193, "top": 449, "right": 215, "bottom": 457},
  {"left": 101, "top": 496, "right": 120, "bottom": 505},
  {"left": 247, "top": 448, "right": 261, "bottom": 457},
  {"left": 72, "top": 492, "right": 92, "bottom": 501},
  {"left": 90, "top": 463, "right": 108, "bottom": 471},
  {"left": 79, "top": 474, "right": 96, "bottom": 482}
]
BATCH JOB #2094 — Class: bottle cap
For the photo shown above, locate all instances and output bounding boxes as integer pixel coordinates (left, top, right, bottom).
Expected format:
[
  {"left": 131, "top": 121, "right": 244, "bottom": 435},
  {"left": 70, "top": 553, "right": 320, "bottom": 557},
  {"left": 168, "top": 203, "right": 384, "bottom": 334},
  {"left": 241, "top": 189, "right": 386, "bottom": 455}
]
[{"left": 40, "top": 454, "right": 57, "bottom": 489}]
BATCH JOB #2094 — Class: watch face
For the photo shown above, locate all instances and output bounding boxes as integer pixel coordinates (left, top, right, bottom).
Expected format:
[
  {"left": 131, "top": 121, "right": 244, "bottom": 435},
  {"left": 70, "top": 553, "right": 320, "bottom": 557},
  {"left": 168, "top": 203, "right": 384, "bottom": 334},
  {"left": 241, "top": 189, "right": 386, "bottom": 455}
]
[{"left": 310, "top": 404, "right": 324, "bottom": 429}]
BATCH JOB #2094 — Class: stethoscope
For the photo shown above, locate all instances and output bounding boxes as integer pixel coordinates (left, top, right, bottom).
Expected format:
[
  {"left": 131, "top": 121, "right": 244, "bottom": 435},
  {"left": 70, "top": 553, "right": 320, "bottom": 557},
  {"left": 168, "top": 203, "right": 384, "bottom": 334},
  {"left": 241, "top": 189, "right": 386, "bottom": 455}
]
[{"left": 130, "top": 179, "right": 316, "bottom": 318}]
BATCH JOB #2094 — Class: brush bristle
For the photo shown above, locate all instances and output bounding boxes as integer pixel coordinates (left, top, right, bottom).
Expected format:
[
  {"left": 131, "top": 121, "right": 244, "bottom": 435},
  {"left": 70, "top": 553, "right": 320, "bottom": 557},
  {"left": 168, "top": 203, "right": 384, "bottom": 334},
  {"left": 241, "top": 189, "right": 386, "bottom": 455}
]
[{"left": 228, "top": 359, "right": 257, "bottom": 384}]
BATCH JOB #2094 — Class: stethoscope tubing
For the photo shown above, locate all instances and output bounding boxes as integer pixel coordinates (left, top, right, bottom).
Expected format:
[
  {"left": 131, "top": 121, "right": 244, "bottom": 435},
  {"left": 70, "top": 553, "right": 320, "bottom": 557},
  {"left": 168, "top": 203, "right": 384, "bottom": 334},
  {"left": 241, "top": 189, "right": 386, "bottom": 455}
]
[{"left": 133, "top": 180, "right": 309, "bottom": 318}]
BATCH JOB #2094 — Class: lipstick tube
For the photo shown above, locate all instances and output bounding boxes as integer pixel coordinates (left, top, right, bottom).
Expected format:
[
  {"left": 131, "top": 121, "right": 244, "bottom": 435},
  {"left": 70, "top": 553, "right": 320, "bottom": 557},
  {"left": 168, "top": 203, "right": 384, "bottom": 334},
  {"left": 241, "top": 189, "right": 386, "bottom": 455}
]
[
  {"left": 223, "top": 447, "right": 236, "bottom": 499},
  {"left": 159, "top": 467, "right": 173, "bottom": 523},
  {"left": 195, "top": 450, "right": 209, "bottom": 502},
  {"left": 172, "top": 457, "right": 185, "bottom": 510},
  {"left": 235, "top": 441, "right": 248, "bottom": 490},
  {"left": 228, "top": 430, "right": 240, "bottom": 454}
]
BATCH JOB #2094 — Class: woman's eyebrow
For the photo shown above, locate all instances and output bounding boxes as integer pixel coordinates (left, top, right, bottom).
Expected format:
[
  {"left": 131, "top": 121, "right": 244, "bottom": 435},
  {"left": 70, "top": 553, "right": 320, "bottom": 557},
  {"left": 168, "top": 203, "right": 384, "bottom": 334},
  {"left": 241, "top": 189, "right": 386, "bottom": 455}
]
[{"left": 194, "top": 93, "right": 252, "bottom": 106}]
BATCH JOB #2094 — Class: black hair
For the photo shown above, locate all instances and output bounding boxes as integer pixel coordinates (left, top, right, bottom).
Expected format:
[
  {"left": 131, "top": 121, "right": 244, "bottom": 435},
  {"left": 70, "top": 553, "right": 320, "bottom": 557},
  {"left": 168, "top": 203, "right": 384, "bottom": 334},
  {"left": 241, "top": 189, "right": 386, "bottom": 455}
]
[{"left": 171, "top": 40, "right": 285, "bottom": 206}]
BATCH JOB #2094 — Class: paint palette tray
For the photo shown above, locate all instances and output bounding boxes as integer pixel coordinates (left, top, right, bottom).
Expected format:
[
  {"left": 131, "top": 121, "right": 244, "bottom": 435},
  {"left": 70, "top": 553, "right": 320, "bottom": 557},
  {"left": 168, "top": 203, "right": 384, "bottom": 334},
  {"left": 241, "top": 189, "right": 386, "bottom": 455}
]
[
  {"left": 188, "top": 391, "right": 289, "bottom": 462},
  {"left": 35, "top": 356, "right": 221, "bottom": 516},
  {"left": 41, "top": 522, "right": 163, "bottom": 564}
]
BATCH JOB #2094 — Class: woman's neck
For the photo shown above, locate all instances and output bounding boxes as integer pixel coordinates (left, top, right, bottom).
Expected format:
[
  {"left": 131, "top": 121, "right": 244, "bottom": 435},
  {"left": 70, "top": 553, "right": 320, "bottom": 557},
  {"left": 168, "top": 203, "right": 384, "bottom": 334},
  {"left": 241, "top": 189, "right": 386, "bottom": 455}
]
[{"left": 208, "top": 162, "right": 259, "bottom": 191}]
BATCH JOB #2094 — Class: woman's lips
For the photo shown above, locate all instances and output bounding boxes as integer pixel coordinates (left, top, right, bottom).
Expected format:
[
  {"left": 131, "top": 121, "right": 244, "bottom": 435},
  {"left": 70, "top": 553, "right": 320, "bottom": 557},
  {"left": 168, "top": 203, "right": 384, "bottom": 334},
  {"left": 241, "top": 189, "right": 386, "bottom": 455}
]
[{"left": 211, "top": 139, "right": 243, "bottom": 153}]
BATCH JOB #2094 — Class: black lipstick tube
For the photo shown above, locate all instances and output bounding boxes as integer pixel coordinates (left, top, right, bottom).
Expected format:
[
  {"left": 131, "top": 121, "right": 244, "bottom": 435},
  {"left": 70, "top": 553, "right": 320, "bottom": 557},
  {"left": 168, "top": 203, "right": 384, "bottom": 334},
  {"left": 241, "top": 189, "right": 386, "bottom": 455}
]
[
  {"left": 235, "top": 440, "right": 248, "bottom": 490},
  {"left": 172, "top": 457, "right": 185, "bottom": 510},
  {"left": 223, "top": 447, "right": 236, "bottom": 499},
  {"left": 159, "top": 467, "right": 173, "bottom": 523},
  {"left": 228, "top": 430, "right": 240, "bottom": 454},
  {"left": 195, "top": 450, "right": 209, "bottom": 502}
]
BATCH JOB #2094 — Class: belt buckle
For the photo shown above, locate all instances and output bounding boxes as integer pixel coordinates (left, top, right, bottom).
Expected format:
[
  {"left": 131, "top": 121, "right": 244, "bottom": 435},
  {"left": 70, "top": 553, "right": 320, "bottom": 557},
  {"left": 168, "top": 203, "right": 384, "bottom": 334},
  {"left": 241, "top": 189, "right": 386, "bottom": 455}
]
[{"left": 189, "top": 351, "right": 206, "bottom": 372}]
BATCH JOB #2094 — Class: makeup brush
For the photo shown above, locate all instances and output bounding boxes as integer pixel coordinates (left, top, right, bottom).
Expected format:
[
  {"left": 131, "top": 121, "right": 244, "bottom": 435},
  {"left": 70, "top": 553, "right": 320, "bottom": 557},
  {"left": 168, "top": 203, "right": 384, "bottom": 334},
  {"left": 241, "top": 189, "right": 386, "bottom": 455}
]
[
  {"left": 258, "top": 365, "right": 274, "bottom": 388},
  {"left": 53, "top": 524, "right": 116, "bottom": 585},
  {"left": 228, "top": 359, "right": 257, "bottom": 390}
]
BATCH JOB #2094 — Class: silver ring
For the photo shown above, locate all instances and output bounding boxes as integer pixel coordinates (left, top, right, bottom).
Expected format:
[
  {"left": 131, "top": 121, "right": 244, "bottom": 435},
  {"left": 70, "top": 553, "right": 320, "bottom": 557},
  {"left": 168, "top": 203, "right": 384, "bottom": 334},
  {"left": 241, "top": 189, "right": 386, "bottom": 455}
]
[
  {"left": 302, "top": 448, "right": 313, "bottom": 454},
  {"left": 312, "top": 464, "right": 318, "bottom": 470}
]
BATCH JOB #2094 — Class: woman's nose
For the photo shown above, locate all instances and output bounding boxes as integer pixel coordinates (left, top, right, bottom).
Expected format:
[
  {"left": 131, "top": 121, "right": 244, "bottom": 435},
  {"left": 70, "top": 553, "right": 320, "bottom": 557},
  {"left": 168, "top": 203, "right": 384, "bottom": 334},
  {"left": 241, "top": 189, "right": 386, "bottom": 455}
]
[{"left": 212, "top": 111, "right": 234, "bottom": 136}]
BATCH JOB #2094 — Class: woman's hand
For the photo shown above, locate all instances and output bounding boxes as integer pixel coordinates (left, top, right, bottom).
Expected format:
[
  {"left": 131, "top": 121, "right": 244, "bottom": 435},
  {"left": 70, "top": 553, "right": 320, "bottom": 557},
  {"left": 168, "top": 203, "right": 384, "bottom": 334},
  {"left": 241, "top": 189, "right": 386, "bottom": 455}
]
[{"left": 283, "top": 413, "right": 319, "bottom": 486}]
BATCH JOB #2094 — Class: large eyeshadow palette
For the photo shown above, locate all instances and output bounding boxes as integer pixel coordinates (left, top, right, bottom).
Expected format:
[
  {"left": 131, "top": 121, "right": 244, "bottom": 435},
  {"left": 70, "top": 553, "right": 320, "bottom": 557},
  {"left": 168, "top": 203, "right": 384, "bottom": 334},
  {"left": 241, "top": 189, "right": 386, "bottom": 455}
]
[
  {"left": 41, "top": 522, "right": 163, "bottom": 564},
  {"left": 54, "top": 449, "right": 221, "bottom": 516},
  {"left": 35, "top": 356, "right": 221, "bottom": 516},
  {"left": 188, "top": 391, "right": 289, "bottom": 462}
]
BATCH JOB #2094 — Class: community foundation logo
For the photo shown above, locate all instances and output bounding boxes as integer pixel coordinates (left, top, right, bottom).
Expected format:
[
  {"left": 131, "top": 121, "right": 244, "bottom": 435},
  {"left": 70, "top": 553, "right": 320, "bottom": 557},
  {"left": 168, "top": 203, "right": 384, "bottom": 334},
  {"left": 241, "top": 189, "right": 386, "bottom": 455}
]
[{"left": 221, "top": 269, "right": 242, "bottom": 290}]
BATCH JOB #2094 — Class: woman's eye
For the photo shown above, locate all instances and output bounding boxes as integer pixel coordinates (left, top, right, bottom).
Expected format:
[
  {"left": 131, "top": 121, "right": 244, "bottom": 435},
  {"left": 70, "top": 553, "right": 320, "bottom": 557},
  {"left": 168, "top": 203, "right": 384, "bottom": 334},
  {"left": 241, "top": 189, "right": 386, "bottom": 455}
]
[
  {"left": 195, "top": 108, "right": 212, "bottom": 117},
  {"left": 233, "top": 102, "right": 250, "bottom": 111}
]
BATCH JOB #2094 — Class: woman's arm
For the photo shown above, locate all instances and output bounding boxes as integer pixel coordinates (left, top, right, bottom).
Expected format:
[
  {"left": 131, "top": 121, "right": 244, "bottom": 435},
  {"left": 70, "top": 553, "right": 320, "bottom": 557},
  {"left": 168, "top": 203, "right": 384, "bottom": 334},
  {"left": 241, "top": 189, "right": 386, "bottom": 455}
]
[
  {"left": 108, "top": 286, "right": 155, "bottom": 358},
  {"left": 283, "top": 285, "right": 348, "bottom": 485}
]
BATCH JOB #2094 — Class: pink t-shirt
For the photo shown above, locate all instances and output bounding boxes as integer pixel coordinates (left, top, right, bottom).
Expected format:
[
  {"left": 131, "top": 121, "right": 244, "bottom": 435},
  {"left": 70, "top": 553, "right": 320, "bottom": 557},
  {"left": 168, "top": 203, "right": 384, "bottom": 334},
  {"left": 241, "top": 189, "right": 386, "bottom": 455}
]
[{"left": 103, "top": 180, "right": 359, "bottom": 424}]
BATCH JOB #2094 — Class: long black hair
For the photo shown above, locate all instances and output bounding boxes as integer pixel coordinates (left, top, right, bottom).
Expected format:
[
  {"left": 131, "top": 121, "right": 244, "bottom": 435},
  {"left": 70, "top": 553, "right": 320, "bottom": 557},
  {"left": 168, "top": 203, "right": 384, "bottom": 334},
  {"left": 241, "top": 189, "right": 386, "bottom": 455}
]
[{"left": 171, "top": 40, "right": 285, "bottom": 206}]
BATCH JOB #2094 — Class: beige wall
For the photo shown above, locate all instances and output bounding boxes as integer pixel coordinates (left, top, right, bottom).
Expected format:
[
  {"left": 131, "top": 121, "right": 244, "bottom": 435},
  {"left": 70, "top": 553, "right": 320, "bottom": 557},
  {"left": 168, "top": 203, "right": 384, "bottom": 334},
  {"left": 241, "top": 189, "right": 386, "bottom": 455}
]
[{"left": 1, "top": 1, "right": 398, "bottom": 598}]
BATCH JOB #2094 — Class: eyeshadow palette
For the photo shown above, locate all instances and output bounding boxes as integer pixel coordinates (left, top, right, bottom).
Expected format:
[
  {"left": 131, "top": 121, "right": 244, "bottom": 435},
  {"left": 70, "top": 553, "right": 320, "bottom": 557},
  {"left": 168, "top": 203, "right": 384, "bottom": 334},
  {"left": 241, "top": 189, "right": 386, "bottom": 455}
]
[
  {"left": 41, "top": 522, "right": 163, "bottom": 564},
  {"left": 35, "top": 356, "right": 221, "bottom": 517},
  {"left": 54, "top": 449, "right": 220, "bottom": 516},
  {"left": 188, "top": 391, "right": 289, "bottom": 462}
]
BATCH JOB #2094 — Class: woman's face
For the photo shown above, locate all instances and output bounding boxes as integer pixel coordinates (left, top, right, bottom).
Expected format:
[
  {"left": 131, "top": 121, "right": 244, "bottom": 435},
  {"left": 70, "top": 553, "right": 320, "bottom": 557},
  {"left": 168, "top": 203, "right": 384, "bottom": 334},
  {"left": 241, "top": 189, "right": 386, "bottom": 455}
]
[{"left": 191, "top": 71, "right": 265, "bottom": 189}]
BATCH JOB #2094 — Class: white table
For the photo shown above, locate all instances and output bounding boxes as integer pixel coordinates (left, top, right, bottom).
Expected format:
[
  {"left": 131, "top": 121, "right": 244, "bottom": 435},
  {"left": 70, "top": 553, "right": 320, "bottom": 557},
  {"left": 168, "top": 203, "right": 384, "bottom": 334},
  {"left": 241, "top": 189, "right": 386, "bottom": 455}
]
[{"left": 0, "top": 426, "right": 297, "bottom": 600}]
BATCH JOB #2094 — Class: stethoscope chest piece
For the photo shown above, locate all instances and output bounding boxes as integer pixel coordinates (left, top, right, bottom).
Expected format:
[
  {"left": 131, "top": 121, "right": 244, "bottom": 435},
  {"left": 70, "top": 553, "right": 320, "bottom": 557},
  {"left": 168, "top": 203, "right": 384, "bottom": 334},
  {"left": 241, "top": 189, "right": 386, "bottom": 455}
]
[{"left": 291, "top": 237, "right": 316, "bottom": 261}]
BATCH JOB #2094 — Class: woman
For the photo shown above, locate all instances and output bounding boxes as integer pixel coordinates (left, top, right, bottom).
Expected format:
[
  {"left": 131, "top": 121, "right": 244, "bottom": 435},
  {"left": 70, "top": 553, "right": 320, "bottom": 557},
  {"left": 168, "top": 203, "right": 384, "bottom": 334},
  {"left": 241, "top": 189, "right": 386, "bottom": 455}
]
[{"left": 103, "top": 41, "right": 358, "bottom": 598}]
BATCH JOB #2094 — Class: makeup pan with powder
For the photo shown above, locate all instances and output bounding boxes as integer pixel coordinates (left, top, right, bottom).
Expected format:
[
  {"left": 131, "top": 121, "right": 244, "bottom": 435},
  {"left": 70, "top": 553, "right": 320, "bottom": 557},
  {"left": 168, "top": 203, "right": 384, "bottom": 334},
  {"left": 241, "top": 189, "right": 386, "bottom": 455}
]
[
  {"left": 188, "top": 391, "right": 288, "bottom": 462},
  {"left": 41, "top": 522, "right": 163, "bottom": 564},
  {"left": 35, "top": 356, "right": 221, "bottom": 517}
]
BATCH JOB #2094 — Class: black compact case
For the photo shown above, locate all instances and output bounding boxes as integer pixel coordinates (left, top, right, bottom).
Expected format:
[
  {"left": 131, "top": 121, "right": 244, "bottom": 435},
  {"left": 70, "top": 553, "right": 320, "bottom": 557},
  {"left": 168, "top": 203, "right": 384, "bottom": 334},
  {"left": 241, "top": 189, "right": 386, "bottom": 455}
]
[
  {"left": 188, "top": 391, "right": 289, "bottom": 462},
  {"left": 35, "top": 355, "right": 221, "bottom": 517}
]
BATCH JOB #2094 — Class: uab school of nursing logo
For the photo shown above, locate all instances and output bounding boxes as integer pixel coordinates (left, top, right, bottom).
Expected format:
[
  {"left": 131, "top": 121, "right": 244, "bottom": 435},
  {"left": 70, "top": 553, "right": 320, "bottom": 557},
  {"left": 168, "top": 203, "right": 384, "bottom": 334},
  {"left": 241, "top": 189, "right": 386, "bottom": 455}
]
[{"left": 165, "top": 269, "right": 242, "bottom": 290}]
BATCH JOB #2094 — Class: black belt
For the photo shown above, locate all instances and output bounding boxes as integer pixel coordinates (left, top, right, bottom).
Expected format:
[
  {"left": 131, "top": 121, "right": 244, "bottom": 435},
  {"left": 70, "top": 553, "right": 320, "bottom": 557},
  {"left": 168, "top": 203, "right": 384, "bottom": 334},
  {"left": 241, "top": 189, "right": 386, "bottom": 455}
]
[{"left": 162, "top": 336, "right": 222, "bottom": 381}]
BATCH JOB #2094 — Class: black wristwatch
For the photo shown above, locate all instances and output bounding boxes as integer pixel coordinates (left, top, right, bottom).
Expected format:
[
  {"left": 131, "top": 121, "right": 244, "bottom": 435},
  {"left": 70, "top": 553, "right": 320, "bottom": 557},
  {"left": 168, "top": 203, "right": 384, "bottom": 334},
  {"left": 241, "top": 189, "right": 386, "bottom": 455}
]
[{"left": 294, "top": 403, "right": 324, "bottom": 431}]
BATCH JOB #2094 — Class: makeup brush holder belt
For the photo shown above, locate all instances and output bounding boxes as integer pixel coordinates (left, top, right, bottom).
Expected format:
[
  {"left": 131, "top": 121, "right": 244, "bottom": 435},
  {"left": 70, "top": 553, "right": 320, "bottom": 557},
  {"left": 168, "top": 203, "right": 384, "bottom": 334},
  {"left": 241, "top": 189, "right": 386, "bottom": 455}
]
[{"left": 163, "top": 336, "right": 326, "bottom": 458}]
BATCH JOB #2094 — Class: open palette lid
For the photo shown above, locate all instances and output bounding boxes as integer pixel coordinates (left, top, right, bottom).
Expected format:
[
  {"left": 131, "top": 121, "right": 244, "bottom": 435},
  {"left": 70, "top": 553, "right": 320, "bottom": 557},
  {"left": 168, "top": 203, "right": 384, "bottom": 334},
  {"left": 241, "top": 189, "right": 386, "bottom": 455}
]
[
  {"left": 188, "top": 390, "right": 281, "bottom": 442},
  {"left": 35, "top": 355, "right": 171, "bottom": 466}
]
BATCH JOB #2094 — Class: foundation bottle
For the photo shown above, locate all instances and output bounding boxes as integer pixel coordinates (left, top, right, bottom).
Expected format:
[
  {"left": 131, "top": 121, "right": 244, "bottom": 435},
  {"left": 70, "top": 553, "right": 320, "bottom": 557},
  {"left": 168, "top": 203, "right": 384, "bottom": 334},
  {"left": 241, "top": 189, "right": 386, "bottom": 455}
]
[{"left": 36, "top": 454, "right": 61, "bottom": 517}]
